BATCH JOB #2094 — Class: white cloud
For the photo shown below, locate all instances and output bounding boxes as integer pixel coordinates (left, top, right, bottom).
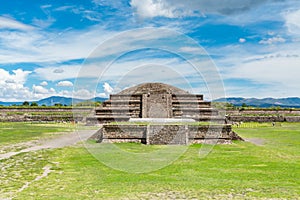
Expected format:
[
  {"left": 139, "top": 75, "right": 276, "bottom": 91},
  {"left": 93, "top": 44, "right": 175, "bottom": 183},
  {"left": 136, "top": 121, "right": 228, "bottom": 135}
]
[
  {"left": 34, "top": 65, "right": 81, "bottom": 81},
  {"left": 31, "top": 85, "right": 56, "bottom": 100},
  {"left": 32, "top": 85, "right": 49, "bottom": 94},
  {"left": 0, "top": 24, "right": 114, "bottom": 64},
  {"left": 40, "top": 81, "right": 48, "bottom": 86},
  {"left": 0, "top": 68, "right": 31, "bottom": 84},
  {"left": 0, "top": 16, "right": 35, "bottom": 31},
  {"left": 53, "top": 69, "right": 64, "bottom": 73},
  {"left": 98, "top": 93, "right": 107, "bottom": 98},
  {"left": 72, "top": 89, "right": 93, "bottom": 99},
  {"left": 259, "top": 36, "right": 286, "bottom": 45},
  {"left": 239, "top": 38, "right": 246, "bottom": 43},
  {"left": 32, "top": 17, "right": 56, "bottom": 29},
  {"left": 0, "top": 68, "right": 32, "bottom": 101},
  {"left": 130, "top": 0, "right": 273, "bottom": 18},
  {"left": 54, "top": 5, "right": 75, "bottom": 11},
  {"left": 57, "top": 81, "right": 74, "bottom": 87},
  {"left": 284, "top": 9, "right": 300, "bottom": 36},
  {"left": 103, "top": 82, "right": 113, "bottom": 94},
  {"left": 179, "top": 46, "right": 202, "bottom": 53},
  {"left": 130, "top": 0, "right": 180, "bottom": 18},
  {"left": 223, "top": 56, "right": 300, "bottom": 97}
]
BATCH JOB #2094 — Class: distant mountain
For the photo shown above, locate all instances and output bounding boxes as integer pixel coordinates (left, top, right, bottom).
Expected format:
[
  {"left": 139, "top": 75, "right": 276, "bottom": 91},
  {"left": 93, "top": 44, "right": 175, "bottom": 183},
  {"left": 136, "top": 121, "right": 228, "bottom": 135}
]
[
  {"left": 0, "top": 101, "right": 23, "bottom": 106},
  {"left": 2, "top": 96, "right": 300, "bottom": 108},
  {"left": 215, "top": 97, "right": 300, "bottom": 108},
  {"left": 0, "top": 96, "right": 108, "bottom": 106}
]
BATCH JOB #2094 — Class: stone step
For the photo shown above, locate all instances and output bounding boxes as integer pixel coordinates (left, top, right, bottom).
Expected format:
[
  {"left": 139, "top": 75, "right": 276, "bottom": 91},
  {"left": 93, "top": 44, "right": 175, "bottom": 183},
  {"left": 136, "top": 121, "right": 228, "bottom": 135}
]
[
  {"left": 173, "top": 105, "right": 212, "bottom": 109},
  {"left": 172, "top": 94, "right": 203, "bottom": 101},
  {"left": 110, "top": 94, "right": 142, "bottom": 101},
  {"left": 95, "top": 107, "right": 140, "bottom": 112},
  {"left": 173, "top": 114, "right": 219, "bottom": 118},
  {"left": 172, "top": 108, "right": 217, "bottom": 112},
  {"left": 174, "top": 116, "right": 225, "bottom": 121},
  {"left": 173, "top": 109, "right": 219, "bottom": 116},
  {"left": 87, "top": 116, "right": 131, "bottom": 123},
  {"left": 103, "top": 99, "right": 141, "bottom": 104},
  {"left": 193, "top": 116, "right": 225, "bottom": 122},
  {"left": 172, "top": 100, "right": 209, "bottom": 104},
  {"left": 94, "top": 113, "right": 139, "bottom": 118}
]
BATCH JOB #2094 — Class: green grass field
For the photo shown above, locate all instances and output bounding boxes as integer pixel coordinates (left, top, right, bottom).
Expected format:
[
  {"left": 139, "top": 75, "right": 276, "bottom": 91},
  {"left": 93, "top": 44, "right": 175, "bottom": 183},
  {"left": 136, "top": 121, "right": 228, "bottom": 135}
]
[
  {"left": 0, "top": 122, "right": 299, "bottom": 199},
  {"left": 0, "top": 122, "right": 75, "bottom": 144}
]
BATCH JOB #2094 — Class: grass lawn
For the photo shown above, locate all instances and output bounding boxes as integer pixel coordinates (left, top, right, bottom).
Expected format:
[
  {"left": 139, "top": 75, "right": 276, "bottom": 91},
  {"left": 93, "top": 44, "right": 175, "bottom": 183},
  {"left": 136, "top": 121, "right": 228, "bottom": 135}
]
[
  {"left": 0, "top": 122, "right": 76, "bottom": 145},
  {"left": 0, "top": 122, "right": 299, "bottom": 199}
]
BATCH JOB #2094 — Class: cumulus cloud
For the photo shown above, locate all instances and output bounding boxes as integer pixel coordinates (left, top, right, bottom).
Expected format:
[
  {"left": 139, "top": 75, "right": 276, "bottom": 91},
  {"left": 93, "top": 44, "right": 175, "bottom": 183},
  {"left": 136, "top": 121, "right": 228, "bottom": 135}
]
[
  {"left": 103, "top": 82, "right": 113, "bottom": 94},
  {"left": 130, "top": 0, "right": 274, "bottom": 18},
  {"left": 32, "top": 85, "right": 56, "bottom": 100},
  {"left": 0, "top": 68, "right": 31, "bottom": 85},
  {"left": 56, "top": 81, "right": 74, "bottom": 87},
  {"left": 72, "top": 89, "right": 93, "bottom": 99},
  {"left": 32, "top": 85, "right": 49, "bottom": 94},
  {"left": 239, "top": 38, "right": 246, "bottom": 43},
  {"left": 5, "top": 79, "right": 15, "bottom": 84},
  {"left": 40, "top": 81, "right": 48, "bottom": 86},
  {"left": 0, "top": 68, "right": 32, "bottom": 101},
  {"left": 259, "top": 36, "right": 286, "bottom": 45}
]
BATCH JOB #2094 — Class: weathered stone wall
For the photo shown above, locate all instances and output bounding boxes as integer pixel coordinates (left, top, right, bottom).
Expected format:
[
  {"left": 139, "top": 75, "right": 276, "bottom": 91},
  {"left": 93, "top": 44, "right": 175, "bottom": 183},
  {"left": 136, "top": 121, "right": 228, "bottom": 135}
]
[
  {"left": 0, "top": 108, "right": 91, "bottom": 122},
  {"left": 95, "top": 125, "right": 146, "bottom": 143},
  {"left": 0, "top": 115, "right": 77, "bottom": 122},
  {"left": 226, "top": 109, "right": 300, "bottom": 115},
  {"left": 226, "top": 115, "right": 300, "bottom": 122},
  {"left": 223, "top": 109, "right": 300, "bottom": 122},
  {"left": 142, "top": 93, "right": 173, "bottom": 118},
  {"left": 147, "top": 125, "right": 188, "bottom": 145},
  {"left": 93, "top": 124, "right": 240, "bottom": 145}
]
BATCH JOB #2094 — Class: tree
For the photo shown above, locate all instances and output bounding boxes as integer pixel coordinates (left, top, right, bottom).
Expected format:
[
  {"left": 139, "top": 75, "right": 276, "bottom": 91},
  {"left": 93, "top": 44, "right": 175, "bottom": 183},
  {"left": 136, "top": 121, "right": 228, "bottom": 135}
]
[
  {"left": 22, "top": 101, "right": 30, "bottom": 106},
  {"left": 225, "top": 103, "right": 235, "bottom": 109},
  {"left": 241, "top": 103, "right": 247, "bottom": 108},
  {"left": 30, "top": 102, "right": 38, "bottom": 107}
]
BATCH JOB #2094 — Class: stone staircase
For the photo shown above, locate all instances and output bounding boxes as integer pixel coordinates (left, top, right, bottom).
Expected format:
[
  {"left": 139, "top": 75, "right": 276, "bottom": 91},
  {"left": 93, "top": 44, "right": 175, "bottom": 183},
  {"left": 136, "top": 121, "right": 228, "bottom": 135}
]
[{"left": 87, "top": 93, "right": 224, "bottom": 124}]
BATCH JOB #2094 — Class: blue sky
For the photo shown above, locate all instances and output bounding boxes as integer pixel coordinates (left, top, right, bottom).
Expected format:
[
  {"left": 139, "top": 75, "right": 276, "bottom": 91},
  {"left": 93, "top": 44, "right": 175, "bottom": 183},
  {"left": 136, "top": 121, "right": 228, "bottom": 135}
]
[{"left": 0, "top": 0, "right": 300, "bottom": 101}]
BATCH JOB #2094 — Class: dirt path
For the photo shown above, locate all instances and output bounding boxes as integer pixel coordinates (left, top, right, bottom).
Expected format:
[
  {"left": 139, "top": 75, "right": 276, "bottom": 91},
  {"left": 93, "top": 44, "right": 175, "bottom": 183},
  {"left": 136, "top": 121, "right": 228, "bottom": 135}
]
[
  {"left": 0, "top": 129, "right": 98, "bottom": 160},
  {"left": 245, "top": 138, "right": 265, "bottom": 146}
]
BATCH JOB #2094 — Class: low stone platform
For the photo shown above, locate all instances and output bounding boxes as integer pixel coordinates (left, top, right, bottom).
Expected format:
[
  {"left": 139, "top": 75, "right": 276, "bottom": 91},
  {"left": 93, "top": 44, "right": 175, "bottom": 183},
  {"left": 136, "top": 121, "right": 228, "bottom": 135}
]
[
  {"left": 91, "top": 124, "right": 242, "bottom": 145},
  {"left": 129, "top": 118, "right": 196, "bottom": 123}
]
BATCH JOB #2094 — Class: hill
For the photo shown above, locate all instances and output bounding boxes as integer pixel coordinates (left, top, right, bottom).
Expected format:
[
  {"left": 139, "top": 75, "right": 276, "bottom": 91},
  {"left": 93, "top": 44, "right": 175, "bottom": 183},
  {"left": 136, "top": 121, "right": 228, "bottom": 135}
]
[
  {"left": 1, "top": 96, "right": 300, "bottom": 108},
  {"left": 215, "top": 97, "right": 300, "bottom": 108},
  {"left": 0, "top": 96, "right": 107, "bottom": 106}
]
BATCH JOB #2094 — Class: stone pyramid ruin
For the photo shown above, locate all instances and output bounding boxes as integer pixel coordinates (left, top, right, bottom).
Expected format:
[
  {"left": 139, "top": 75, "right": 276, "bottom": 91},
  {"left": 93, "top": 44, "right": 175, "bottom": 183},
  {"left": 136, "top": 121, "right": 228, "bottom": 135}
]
[{"left": 88, "top": 83, "right": 242, "bottom": 144}]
